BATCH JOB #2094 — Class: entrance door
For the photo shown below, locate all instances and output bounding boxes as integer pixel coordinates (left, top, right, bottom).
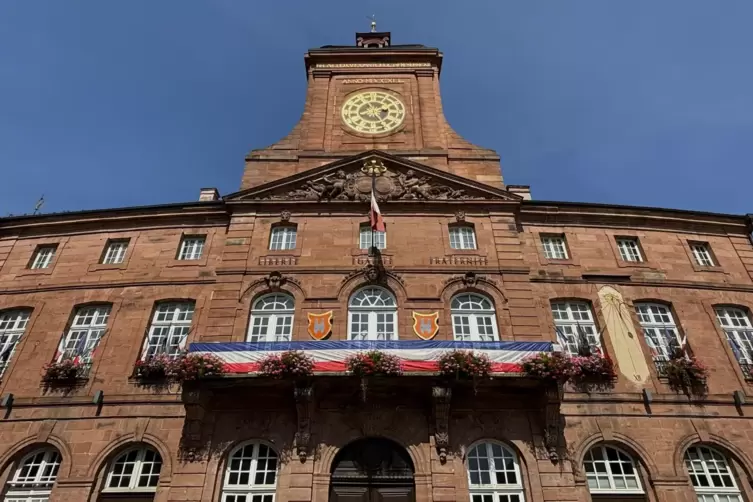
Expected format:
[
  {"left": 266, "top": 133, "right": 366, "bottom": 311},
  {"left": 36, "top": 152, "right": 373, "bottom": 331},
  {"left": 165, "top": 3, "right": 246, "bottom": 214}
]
[{"left": 329, "top": 438, "right": 415, "bottom": 502}]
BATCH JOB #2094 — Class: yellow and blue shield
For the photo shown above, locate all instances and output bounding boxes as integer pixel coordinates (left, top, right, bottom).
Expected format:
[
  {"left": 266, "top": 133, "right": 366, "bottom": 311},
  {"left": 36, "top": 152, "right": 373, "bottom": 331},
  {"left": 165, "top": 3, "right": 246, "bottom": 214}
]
[{"left": 412, "top": 312, "right": 439, "bottom": 340}]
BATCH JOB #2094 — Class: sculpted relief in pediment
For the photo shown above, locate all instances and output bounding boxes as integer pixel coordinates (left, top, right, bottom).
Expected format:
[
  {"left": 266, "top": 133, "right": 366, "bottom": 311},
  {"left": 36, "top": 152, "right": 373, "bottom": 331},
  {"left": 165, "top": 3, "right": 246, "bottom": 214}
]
[{"left": 252, "top": 161, "right": 485, "bottom": 202}]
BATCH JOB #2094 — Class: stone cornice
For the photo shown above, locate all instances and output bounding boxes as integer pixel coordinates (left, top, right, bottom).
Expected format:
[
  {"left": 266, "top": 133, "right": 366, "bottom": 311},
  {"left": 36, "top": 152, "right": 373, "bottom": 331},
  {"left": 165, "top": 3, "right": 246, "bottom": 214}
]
[{"left": 0, "top": 278, "right": 216, "bottom": 296}]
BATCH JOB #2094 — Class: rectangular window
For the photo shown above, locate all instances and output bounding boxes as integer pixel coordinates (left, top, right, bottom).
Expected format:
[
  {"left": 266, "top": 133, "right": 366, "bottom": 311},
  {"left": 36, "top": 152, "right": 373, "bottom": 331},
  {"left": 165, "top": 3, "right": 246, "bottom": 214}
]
[
  {"left": 542, "top": 235, "right": 568, "bottom": 260},
  {"left": 178, "top": 236, "right": 205, "bottom": 260},
  {"left": 57, "top": 305, "right": 111, "bottom": 378},
  {"left": 0, "top": 310, "right": 30, "bottom": 378},
  {"left": 716, "top": 307, "right": 753, "bottom": 380},
  {"left": 690, "top": 242, "right": 715, "bottom": 267},
  {"left": 616, "top": 237, "right": 643, "bottom": 262},
  {"left": 143, "top": 302, "right": 194, "bottom": 358},
  {"left": 30, "top": 245, "right": 57, "bottom": 269},
  {"left": 101, "top": 239, "right": 129, "bottom": 265},
  {"left": 359, "top": 225, "right": 386, "bottom": 250},
  {"left": 635, "top": 303, "right": 682, "bottom": 375},
  {"left": 269, "top": 226, "right": 297, "bottom": 251},
  {"left": 449, "top": 226, "right": 477, "bottom": 250},
  {"left": 551, "top": 301, "right": 601, "bottom": 356}
]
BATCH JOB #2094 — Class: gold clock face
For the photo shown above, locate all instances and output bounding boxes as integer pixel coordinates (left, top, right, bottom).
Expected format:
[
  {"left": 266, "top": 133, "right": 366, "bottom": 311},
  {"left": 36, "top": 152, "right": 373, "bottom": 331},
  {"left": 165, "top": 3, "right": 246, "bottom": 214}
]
[{"left": 341, "top": 91, "right": 406, "bottom": 134}]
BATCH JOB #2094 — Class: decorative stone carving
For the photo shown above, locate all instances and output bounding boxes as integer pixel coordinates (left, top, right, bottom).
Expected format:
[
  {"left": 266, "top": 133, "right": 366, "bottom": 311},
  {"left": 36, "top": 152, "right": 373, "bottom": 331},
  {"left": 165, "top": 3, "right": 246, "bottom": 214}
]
[
  {"left": 294, "top": 386, "right": 314, "bottom": 462},
  {"left": 462, "top": 271, "right": 478, "bottom": 287},
  {"left": 543, "top": 383, "right": 564, "bottom": 462},
  {"left": 432, "top": 386, "right": 452, "bottom": 463},
  {"left": 280, "top": 210, "right": 291, "bottom": 222},
  {"left": 455, "top": 210, "right": 466, "bottom": 222},
  {"left": 253, "top": 163, "right": 486, "bottom": 202},
  {"left": 265, "top": 271, "right": 284, "bottom": 291}
]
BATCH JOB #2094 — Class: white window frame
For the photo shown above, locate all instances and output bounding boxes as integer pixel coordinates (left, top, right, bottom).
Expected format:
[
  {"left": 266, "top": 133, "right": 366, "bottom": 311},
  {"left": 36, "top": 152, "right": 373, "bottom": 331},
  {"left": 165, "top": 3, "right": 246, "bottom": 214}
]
[
  {"left": 466, "top": 441, "right": 525, "bottom": 502},
  {"left": 30, "top": 245, "right": 57, "bottom": 270},
  {"left": 347, "top": 287, "right": 398, "bottom": 341},
  {"left": 616, "top": 237, "right": 643, "bottom": 263},
  {"left": 359, "top": 224, "right": 386, "bottom": 250},
  {"left": 269, "top": 226, "right": 297, "bottom": 251},
  {"left": 0, "top": 310, "right": 30, "bottom": 379},
  {"left": 247, "top": 294, "right": 295, "bottom": 342},
  {"left": 178, "top": 236, "right": 205, "bottom": 261},
  {"left": 449, "top": 225, "right": 477, "bottom": 250},
  {"left": 715, "top": 307, "right": 753, "bottom": 380},
  {"left": 551, "top": 301, "right": 601, "bottom": 357},
  {"left": 102, "top": 240, "right": 129, "bottom": 265},
  {"left": 541, "top": 235, "right": 568, "bottom": 260},
  {"left": 4, "top": 448, "right": 61, "bottom": 502},
  {"left": 102, "top": 446, "right": 162, "bottom": 493},
  {"left": 690, "top": 242, "right": 715, "bottom": 267},
  {"left": 142, "top": 302, "right": 194, "bottom": 358},
  {"left": 685, "top": 446, "right": 742, "bottom": 502},
  {"left": 56, "top": 305, "right": 111, "bottom": 370},
  {"left": 451, "top": 294, "right": 499, "bottom": 342},
  {"left": 635, "top": 303, "right": 683, "bottom": 373},
  {"left": 222, "top": 441, "right": 278, "bottom": 502},
  {"left": 583, "top": 445, "right": 644, "bottom": 494}
]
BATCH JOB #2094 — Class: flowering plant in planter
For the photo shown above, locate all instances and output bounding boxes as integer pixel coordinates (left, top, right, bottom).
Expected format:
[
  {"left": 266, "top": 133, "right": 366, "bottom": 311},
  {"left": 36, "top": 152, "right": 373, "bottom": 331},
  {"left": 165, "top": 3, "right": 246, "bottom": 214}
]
[
  {"left": 133, "top": 354, "right": 174, "bottom": 380},
  {"left": 520, "top": 352, "right": 574, "bottom": 382},
  {"left": 664, "top": 354, "right": 708, "bottom": 397},
  {"left": 570, "top": 354, "right": 617, "bottom": 390},
  {"left": 258, "top": 351, "right": 314, "bottom": 380},
  {"left": 437, "top": 350, "right": 492, "bottom": 380},
  {"left": 171, "top": 353, "right": 226, "bottom": 381},
  {"left": 345, "top": 351, "right": 402, "bottom": 377},
  {"left": 42, "top": 359, "right": 84, "bottom": 382}
]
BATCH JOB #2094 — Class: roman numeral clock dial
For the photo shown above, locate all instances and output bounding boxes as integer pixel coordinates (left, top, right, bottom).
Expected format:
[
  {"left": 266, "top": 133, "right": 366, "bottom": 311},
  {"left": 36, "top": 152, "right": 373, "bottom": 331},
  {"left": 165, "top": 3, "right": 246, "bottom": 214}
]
[{"left": 341, "top": 91, "right": 406, "bottom": 135}]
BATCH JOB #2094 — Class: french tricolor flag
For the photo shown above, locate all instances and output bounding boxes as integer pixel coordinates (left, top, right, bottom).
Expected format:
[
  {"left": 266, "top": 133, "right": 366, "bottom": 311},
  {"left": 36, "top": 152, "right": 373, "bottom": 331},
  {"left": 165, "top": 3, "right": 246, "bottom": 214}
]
[{"left": 370, "top": 189, "right": 385, "bottom": 232}]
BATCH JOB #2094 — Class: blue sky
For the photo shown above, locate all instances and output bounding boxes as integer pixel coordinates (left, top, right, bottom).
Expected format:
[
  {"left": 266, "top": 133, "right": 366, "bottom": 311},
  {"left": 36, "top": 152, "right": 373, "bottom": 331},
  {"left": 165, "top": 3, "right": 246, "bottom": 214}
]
[{"left": 1, "top": 1, "right": 752, "bottom": 216}]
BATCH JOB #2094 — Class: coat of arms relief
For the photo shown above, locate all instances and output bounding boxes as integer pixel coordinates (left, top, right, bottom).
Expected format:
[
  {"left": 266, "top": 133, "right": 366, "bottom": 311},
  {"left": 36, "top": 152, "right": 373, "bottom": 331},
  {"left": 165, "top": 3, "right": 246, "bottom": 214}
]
[{"left": 253, "top": 164, "right": 487, "bottom": 202}]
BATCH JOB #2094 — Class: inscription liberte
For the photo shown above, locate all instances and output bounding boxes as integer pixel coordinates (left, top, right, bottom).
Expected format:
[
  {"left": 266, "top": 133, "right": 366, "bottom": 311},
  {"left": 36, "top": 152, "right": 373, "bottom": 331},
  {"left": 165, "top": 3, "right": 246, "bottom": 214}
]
[
  {"left": 342, "top": 79, "right": 403, "bottom": 84},
  {"left": 315, "top": 63, "right": 432, "bottom": 68}
]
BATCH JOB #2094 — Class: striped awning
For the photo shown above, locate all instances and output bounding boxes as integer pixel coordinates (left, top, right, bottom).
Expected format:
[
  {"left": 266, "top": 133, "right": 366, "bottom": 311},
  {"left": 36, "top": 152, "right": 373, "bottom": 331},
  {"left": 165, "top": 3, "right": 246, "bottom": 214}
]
[{"left": 188, "top": 340, "right": 554, "bottom": 375}]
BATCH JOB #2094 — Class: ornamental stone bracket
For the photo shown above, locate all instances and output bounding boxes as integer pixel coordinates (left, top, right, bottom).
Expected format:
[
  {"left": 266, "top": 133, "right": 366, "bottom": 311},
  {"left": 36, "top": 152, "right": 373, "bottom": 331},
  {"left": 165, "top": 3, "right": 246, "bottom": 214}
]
[
  {"left": 180, "top": 387, "right": 214, "bottom": 462},
  {"left": 541, "top": 383, "right": 564, "bottom": 463},
  {"left": 431, "top": 386, "right": 452, "bottom": 463},
  {"left": 294, "top": 386, "right": 314, "bottom": 462}
]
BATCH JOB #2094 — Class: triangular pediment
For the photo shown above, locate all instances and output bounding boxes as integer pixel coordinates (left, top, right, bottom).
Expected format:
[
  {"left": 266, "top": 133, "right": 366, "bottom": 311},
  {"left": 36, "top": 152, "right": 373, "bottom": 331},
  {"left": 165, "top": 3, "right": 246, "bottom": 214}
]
[{"left": 226, "top": 151, "right": 520, "bottom": 203}]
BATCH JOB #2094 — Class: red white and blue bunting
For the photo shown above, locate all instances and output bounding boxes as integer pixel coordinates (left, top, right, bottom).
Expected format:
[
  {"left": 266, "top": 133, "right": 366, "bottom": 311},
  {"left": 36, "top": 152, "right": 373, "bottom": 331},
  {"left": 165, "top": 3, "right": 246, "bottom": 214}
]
[{"left": 188, "top": 340, "right": 554, "bottom": 375}]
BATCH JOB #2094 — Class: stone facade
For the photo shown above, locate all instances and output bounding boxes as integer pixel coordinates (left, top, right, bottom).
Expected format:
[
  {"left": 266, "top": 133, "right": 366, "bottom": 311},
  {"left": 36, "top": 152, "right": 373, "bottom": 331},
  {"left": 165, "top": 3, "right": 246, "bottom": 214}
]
[{"left": 0, "top": 30, "right": 752, "bottom": 502}]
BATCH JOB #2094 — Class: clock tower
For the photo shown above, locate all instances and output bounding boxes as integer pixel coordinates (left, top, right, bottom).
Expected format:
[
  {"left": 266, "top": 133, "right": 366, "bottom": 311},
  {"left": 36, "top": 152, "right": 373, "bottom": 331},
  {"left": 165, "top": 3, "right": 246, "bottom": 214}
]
[{"left": 241, "top": 30, "right": 504, "bottom": 190}]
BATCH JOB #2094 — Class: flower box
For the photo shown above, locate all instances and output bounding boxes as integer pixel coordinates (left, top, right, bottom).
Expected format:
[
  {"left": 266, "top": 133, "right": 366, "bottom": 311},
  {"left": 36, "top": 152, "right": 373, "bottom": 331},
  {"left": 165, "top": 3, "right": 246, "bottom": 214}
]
[
  {"left": 664, "top": 355, "right": 708, "bottom": 397},
  {"left": 259, "top": 351, "right": 314, "bottom": 380},
  {"left": 133, "top": 354, "right": 174, "bottom": 380},
  {"left": 171, "top": 353, "right": 226, "bottom": 381},
  {"left": 42, "top": 359, "right": 85, "bottom": 382},
  {"left": 520, "top": 352, "right": 573, "bottom": 383},
  {"left": 437, "top": 350, "right": 492, "bottom": 380},
  {"left": 570, "top": 354, "right": 616, "bottom": 390},
  {"left": 345, "top": 351, "right": 402, "bottom": 377}
]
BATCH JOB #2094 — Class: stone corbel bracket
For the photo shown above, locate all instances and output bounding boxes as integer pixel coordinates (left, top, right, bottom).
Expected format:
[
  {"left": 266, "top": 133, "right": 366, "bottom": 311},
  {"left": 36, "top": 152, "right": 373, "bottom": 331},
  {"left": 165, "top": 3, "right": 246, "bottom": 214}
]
[
  {"left": 181, "top": 387, "right": 213, "bottom": 462},
  {"left": 294, "top": 386, "right": 314, "bottom": 462},
  {"left": 432, "top": 386, "right": 452, "bottom": 463},
  {"left": 542, "top": 383, "right": 564, "bottom": 463}
]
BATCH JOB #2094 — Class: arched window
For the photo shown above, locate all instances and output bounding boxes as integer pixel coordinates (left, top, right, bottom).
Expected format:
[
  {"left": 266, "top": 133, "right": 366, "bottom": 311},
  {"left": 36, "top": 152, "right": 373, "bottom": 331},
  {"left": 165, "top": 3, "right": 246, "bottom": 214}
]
[
  {"left": 222, "top": 441, "right": 278, "bottom": 502},
  {"left": 348, "top": 287, "right": 397, "bottom": 341},
  {"left": 0, "top": 309, "right": 31, "bottom": 378},
  {"left": 5, "top": 447, "right": 61, "bottom": 501},
  {"left": 103, "top": 446, "right": 162, "bottom": 494},
  {"left": 142, "top": 302, "right": 195, "bottom": 358},
  {"left": 56, "top": 304, "right": 111, "bottom": 378},
  {"left": 583, "top": 445, "right": 643, "bottom": 494},
  {"left": 451, "top": 294, "right": 499, "bottom": 341},
  {"left": 248, "top": 294, "right": 295, "bottom": 342},
  {"left": 466, "top": 441, "right": 524, "bottom": 502},
  {"left": 551, "top": 301, "right": 601, "bottom": 356},
  {"left": 684, "top": 446, "right": 742, "bottom": 502},
  {"left": 715, "top": 307, "right": 753, "bottom": 380},
  {"left": 634, "top": 303, "right": 683, "bottom": 375}
]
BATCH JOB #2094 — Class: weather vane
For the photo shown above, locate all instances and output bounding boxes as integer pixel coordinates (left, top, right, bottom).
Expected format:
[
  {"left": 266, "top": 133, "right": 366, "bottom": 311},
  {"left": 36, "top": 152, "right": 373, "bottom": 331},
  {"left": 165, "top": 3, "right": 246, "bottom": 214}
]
[{"left": 367, "top": 14, "right": 376, "bottom": 32}]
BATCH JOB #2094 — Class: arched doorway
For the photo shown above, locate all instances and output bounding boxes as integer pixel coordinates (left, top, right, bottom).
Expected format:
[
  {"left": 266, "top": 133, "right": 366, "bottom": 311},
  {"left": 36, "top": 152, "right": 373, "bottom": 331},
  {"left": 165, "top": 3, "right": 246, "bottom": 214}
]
[{"left": 329, "top": 437, "right": 415, "bottom": 502}]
